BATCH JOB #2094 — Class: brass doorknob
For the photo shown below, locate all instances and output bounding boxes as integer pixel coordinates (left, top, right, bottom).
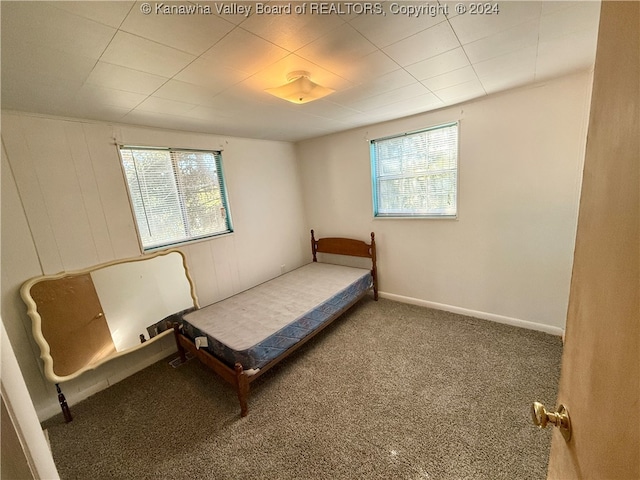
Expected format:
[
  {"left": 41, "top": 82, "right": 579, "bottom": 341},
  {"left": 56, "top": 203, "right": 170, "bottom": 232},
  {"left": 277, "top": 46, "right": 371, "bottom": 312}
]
[{"left": 531, "top": 402, "right": 571, "bottom": 441}]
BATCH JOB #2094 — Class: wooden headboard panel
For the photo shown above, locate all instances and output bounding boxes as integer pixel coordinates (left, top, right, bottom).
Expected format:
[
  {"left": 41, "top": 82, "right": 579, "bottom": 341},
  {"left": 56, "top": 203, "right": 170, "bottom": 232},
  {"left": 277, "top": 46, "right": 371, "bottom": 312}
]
[
  {"left": 311, "top": 229, "right": 376, "bottom": 260},
  {"left": 310, "top": 229, "right": 378, "bottom": 300}
]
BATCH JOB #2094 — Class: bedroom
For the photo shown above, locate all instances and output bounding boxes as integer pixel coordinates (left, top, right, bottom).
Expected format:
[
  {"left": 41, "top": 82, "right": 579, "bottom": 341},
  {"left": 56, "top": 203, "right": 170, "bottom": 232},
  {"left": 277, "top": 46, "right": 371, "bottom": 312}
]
[{"left": 1, "top": 1, "right": 637, "bottom": 479}]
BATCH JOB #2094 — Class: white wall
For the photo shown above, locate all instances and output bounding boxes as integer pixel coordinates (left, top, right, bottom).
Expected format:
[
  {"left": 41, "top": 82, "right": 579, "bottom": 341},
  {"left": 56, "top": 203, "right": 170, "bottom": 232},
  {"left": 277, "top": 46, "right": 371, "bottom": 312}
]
[
  {"left": 1, "top": 113, "right": 308, "bottom": 419},
  {"left": 297, "top": 72, "right": 592, "bottom": 333}
]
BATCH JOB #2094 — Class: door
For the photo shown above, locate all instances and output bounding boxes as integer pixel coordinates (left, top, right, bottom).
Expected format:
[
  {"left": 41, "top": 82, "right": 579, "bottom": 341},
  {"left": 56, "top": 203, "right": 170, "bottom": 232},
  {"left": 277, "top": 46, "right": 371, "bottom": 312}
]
[{"left": 545, "top": 1, "right": 639, "bottom": 478}]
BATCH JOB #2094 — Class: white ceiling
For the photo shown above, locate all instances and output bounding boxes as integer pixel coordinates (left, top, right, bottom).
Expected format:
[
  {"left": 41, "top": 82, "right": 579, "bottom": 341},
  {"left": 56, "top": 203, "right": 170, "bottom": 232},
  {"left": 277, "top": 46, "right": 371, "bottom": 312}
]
[{"left": 1, "top": 1, "right": 601, "bottom": 142}]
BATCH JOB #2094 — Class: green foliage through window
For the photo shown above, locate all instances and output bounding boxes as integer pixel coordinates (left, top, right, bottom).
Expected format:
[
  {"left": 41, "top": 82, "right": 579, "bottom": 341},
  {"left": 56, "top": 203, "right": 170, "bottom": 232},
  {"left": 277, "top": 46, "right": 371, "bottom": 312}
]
[
  {"left": 371, "top": 122, "right": 458, "bottom": 218},
  {"left": 120, "top": 146, "right": 233, "bottom": 250}
]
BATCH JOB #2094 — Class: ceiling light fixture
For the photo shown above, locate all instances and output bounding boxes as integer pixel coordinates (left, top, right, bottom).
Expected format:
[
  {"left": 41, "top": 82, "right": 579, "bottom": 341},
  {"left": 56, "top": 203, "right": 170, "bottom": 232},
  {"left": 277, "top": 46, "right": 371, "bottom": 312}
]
[{"left": 265, "top": 71, "right": 335, "bottom": 105}]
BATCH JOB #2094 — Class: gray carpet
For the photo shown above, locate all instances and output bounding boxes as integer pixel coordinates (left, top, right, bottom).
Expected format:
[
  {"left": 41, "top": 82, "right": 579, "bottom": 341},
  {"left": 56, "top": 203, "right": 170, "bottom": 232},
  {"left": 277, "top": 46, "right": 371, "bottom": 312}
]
[{"left": 43, "top": 297, "right": 562, "bottom": 479}]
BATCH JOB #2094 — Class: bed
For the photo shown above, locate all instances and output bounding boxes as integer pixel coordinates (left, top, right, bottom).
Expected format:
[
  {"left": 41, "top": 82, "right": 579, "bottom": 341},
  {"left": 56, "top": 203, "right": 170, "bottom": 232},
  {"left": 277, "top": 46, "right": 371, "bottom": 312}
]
[{"left": 172, "top": 230, "right": 378, "bottom": 417}]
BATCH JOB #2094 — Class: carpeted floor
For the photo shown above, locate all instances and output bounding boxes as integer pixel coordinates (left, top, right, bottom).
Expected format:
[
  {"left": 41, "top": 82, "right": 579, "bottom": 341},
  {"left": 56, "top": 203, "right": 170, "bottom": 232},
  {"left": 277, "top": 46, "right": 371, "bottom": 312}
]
[{"left": 43, "top": 297, "right": 562, "bottom": 479}]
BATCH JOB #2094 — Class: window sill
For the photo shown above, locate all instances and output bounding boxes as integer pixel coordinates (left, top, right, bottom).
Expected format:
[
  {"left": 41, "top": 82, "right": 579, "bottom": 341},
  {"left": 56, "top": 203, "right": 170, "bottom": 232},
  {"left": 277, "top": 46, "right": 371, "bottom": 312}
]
[
  {"left": 373, "top": 215, "right": 458, "bottom": 220},
  {"left": 141, "top": 230, "right": 235, "bottom": 253}
]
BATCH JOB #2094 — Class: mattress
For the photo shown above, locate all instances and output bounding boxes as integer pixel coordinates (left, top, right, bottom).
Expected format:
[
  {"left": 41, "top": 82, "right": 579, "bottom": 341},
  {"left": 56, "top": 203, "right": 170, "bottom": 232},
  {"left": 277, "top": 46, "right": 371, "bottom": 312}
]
[{"left": 180, "top": 262, "right": 372, "bottom": 371}]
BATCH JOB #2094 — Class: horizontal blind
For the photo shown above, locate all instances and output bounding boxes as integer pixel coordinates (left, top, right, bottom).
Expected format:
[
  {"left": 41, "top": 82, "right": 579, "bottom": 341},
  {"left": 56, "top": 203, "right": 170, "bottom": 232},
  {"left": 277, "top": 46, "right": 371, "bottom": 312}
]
[
  {"left": 372, "top": 122, "right": 458, "bottom": 217},
  {"left": 120, "top": 147, "right": 232, "bottom": 250}
]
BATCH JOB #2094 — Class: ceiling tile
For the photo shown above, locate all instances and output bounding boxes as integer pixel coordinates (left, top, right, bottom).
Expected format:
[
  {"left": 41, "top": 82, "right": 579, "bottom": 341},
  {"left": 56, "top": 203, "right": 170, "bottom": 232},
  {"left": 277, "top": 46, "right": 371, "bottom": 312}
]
[
  {"left": 67, "top": 103, "right": 131, "bottom": 123},
  {"left": 120, "top": 109, "right": 218, "bottom": 134},
  {"left": 1, "top": 2, "right": 116, "bottom": 59},
  {"left": 463, "top": 19, "right": 540, "bottom": 64},
  {"left": 51, "top": 1, "right": 134, "bottom": 28},
  {"left": 296, "top": 23, "right": 379, "bottom": 72},
  {"left": 240, "top": 11, "right": 345, "bottom": 52},
  {"left": 1, "top": 41, "right": 97, "bottom": 84},
  {"left": 422, "top": 66, "right": 479, "bottom": 91},
  {"left": 472, "top": 45, "right": 538, "bottom": 78},
  {"left": 135, "top": 97, "right": 198, "bottom": 115},
  {"left": 1, "top": 75, "right": 83, "bottom": 114},
  {"left": 173, "top": 57, "right": 249, "bottom": 91},
  {"left": 338, "top": 50, "right": 400, "bottom": 83},
  {"left": 433, "top": 79, "right": 486, "bottom": 103},
  {"left": 341, "top": 92, "right": 444, "bottom": 125},
  {"left": 448, "top": 1, "right": 542, "bottom": 44},
  {"left": 184, "top": 105, "right": 232, "bottom": 122},
  {"left": 85, "top": 62, "right": 168, "bottom": 95},
  {"left": 329, "top": 69, "right": 418, "bottom": 105},
  {"left": 539, "top": 1, "right": 601, "bottom": 42},
  {"left": 383, "top": 21, "right": 460, "bottom": 66},
  {"left": 75, "top": 84, "right": 147, "bottom": 109},
  {"left": 480, "top": 68, "right": 536, "bottom": 95},
  {"left": 215, "top": 82, "right": 288, "bottom": 108},
  {"left": 288, "top": 99, "right": 361, "bottom": 121},
  {"left": 405, "top": 47, "right": 470, "bottom": 80},
  {"left": 100, "top": 31, "right": 196, "bottom": 77},
  {"left": 120, "top": 1, "right": 235, "bottom": 55},
  {"left": 345, "top": 82, "right": 434, "bottom": 111},
  {"left": 349, "top": 9, "right": 444, "bottom": 48},
  {"left": 152, "top": 80, "right": 222, "bottom": 107},
  {"left": 186, "top": 85, "right": 286, "bottom": 120},
  {"left": 540, "top": 1, "right": 576, "bottom": 16},
  {"left": 210, "top": 3, "right": 253, "bottom": 25},
  {"left": 200, "top": 28, "right": 289, "bottom": 74}
]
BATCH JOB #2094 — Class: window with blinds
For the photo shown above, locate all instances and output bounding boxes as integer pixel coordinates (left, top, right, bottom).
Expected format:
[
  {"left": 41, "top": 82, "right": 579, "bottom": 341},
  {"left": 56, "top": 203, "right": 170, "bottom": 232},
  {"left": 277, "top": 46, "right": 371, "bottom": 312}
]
[
  {"left": 119, "top": 146, "right": 233, "bottom": 251},
  {"left": 371, "top": 122, "right": 458, "bottom": 218}
]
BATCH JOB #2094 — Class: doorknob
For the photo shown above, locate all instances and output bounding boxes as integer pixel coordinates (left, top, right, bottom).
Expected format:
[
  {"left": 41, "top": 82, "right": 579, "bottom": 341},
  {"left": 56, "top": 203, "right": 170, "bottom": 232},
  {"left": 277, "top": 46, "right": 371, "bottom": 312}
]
[{"left": 531, "top": 402, "right": 572, "bottom": 441}]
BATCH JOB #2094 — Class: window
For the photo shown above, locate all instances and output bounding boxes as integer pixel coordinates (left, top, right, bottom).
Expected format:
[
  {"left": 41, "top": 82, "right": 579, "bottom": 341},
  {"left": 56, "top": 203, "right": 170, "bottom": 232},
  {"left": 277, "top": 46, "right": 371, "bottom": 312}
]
[
  {"left": 371, "top": 122, "right": 458, "bottom": 218},
  {"left": 119, "top": 146, "right": 233, "bottom": 251}
]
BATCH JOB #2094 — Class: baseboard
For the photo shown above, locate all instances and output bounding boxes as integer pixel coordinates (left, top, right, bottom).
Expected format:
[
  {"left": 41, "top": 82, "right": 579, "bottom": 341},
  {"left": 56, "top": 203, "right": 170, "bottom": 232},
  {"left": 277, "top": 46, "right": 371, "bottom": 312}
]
[
  {"left": 38, "top": 346, "right": 177, "bottom": 422},
  {"left": 378, "top": 292, "right": 565, "bottom": 337}
]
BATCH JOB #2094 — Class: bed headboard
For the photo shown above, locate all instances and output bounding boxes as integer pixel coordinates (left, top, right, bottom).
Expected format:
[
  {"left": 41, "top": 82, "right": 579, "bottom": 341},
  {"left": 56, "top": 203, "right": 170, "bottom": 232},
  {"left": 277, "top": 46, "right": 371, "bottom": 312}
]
[{"left": 310, "top": 229, "right": 378, "bottom": 300}]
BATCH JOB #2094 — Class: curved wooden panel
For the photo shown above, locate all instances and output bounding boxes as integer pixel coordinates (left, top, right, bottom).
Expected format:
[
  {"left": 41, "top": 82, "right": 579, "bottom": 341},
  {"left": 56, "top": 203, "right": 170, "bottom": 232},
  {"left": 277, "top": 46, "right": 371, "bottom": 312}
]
[{"left": 21, "top": 249, "right": 199, "bottom": 383}]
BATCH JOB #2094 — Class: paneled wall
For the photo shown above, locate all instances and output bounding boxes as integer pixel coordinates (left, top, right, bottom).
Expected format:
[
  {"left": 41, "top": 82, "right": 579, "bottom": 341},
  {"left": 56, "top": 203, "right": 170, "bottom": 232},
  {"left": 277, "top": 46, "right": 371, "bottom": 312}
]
[
  {"left": 1, "top": 113, "right": 308, "bottom": 419},
  {"left": 297, "top": 72, "right": 592, "bottom": 332}
]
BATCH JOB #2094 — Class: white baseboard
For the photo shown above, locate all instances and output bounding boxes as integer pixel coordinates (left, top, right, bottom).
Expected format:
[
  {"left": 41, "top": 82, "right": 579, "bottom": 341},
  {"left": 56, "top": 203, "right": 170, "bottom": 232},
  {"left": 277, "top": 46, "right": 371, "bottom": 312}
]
[
  {"left": 38, "top": 346, "right": 177, "bottom": 422},
  {"left": 378, "top": 292, "right": 565, "bottom": 337}
]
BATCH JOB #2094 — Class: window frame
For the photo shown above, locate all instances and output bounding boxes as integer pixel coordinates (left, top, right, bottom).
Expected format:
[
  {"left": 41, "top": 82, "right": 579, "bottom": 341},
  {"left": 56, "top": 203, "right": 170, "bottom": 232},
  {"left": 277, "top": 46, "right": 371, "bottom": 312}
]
[
  {"left": 118, "top": 145, "right": 234, "bottom": 252},
  {"left": 370, "top": 121, "right": 459, "bottom": 219}
]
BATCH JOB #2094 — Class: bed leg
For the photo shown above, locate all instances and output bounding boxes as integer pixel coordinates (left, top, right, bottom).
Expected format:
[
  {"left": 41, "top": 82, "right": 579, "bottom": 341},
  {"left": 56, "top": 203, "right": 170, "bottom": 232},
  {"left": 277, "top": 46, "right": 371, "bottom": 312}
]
[
  {"left": 370, "top": 231, "right": 379, "bottom": 301},
  {"left": 234, "top": 363, "right": 249, "bottom": 417},
  {"left": 55, "top": 383, "right": 72, "bottom": 423},
  {"left": 173, "top": 323, "right": 187, "bottom": 363}
]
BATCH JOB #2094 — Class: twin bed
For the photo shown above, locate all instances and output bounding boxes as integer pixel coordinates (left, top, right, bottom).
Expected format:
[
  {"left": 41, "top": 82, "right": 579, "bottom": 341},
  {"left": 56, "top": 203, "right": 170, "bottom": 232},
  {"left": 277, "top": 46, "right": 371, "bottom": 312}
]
[{"left": 173, "top": 230, "right": 378, "bottom": 417}]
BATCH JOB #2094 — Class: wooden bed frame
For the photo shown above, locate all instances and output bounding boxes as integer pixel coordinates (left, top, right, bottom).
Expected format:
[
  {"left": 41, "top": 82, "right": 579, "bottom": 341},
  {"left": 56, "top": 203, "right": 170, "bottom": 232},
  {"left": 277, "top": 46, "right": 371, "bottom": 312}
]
[{"left": 173, "top": 230, "right": 378, "bottom": 417}]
